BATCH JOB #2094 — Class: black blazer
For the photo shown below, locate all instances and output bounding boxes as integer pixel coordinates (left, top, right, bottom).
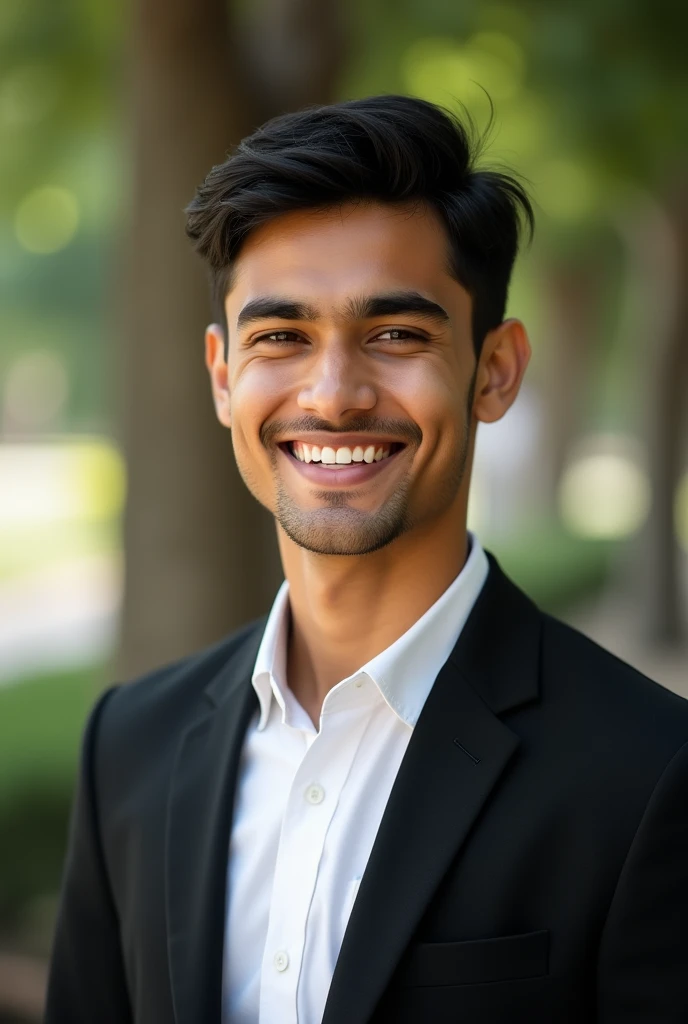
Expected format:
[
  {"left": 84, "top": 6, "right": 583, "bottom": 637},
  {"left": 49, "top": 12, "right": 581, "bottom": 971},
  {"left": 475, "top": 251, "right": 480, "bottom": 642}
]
[{"left": 46, "top": 555, "right": 688, "bottom": 1023}]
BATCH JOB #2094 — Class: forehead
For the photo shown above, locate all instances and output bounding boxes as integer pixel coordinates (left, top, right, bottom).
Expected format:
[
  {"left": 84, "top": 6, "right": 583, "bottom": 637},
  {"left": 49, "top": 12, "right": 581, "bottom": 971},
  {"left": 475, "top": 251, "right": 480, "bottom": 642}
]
[{"left": 226, "top": 201, "right": 465, "bottom": 314}]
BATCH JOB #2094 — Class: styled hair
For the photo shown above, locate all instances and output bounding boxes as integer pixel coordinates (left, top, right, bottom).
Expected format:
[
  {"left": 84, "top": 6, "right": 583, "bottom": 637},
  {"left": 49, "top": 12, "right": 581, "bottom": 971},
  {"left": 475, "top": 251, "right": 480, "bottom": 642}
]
[{"left": 185, "top": 94, "right": 533, "bottom": 355}]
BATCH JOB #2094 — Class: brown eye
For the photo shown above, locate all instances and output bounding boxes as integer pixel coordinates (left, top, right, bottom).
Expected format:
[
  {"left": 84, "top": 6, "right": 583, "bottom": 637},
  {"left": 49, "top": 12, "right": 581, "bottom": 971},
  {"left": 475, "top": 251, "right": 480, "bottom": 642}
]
[
  {"left": 258, "top": 331, "right": 303, "bottom": 345},
  {"left": 375, "top": 329, "right": 425, "bottom": 343}
]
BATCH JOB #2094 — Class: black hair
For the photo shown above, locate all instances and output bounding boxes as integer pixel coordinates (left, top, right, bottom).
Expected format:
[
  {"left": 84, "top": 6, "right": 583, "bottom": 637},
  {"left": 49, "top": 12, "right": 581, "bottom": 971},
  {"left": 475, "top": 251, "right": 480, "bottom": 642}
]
[{"left": 185, "top": 94, "right": 533, "bottom": 355}]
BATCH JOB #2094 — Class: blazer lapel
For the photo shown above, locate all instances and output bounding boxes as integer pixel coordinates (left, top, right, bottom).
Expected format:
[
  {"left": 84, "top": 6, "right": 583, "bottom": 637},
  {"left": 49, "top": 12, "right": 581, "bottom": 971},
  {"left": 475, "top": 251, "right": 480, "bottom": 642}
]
[
  {"left": 323, "top": 557, "right": 542, "bottom": 1024},
  {"left": 165, "top": 622, "right": 264, "bottom": 1024}
]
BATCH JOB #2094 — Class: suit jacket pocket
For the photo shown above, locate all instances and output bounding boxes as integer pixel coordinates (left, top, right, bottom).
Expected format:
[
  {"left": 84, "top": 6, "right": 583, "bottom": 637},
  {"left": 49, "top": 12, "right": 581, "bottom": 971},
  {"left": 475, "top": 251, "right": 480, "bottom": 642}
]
[{"left": 399, "top": 929, "right": 550, "bottom": 988}]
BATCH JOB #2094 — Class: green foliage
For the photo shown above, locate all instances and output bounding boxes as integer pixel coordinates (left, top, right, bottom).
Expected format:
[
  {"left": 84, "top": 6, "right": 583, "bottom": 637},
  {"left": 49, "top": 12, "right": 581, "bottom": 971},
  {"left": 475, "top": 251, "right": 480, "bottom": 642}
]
[
  {"left": 346, "top": 0, "right": 688, "bottom": 198},
  {"left": 0, "top": 0, "right": 124, "bottom": 430},
  {"left": 0, "top": 668, "right": 101, "bottom": 926},
  {"left": 493, "top": 526, "right": 614, "bottom": 613},
  {"left": 0, "top": 668, "right": 98, "bottom": 800}
]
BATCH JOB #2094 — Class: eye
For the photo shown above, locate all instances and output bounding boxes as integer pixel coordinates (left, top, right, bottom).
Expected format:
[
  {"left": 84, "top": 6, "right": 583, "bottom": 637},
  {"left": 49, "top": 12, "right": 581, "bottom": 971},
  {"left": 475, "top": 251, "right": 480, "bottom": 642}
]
[
  {"left": 255, "top": 330, "right": 304, "bottom": 346},
  {"left": 373, "top": 328, "right": 427, "bottom": 343}
]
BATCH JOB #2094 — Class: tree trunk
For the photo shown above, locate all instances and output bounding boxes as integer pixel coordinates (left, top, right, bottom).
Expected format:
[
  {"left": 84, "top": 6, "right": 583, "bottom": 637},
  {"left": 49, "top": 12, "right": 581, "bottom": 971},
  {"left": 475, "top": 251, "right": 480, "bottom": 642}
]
[
  {"left": 118, "top": 0, "right": 345, "bottom": 678},
  {"left": 538, "top": 258, "right": 600, "bottom": 501},
  {"left": 612, "top": 183, "right": 686, "bottom": 646},
  {"left": 645, "top": 185, "right": 688, "bottom": 644}
]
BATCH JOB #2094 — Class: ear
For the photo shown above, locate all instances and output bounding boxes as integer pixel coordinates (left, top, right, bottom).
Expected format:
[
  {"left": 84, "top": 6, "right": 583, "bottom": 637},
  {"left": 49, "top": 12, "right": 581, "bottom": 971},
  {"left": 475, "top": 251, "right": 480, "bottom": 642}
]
[
  {"left": 472, "top": 318, "right": 531, "bottom": 425},
  {"left": 205, "top": 323, "right": 231, "bottom": 428}
]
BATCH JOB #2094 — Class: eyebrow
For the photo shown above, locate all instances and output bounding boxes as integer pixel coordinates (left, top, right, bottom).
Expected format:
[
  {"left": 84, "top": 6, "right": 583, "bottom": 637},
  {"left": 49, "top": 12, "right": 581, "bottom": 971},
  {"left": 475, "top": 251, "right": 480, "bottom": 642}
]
[
  {"left": 235, "top": 290, "right": 450, "bottom": 331},
  {"left": 236, "top": 297, "right": 320, "bottom": 331},
  {"left": 346, "top": 291, "right": 451, "bottom": 325}
]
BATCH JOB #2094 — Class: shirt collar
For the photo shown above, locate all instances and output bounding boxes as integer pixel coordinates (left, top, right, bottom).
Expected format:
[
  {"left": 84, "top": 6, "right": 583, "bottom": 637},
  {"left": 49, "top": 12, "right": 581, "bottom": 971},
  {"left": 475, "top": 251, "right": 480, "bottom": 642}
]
[
  {"left": 252, "top": 579, "right": 291, "bottom": 730},
  {"left": 251, "top": 534, "right": 489, "bottom": 731},
  {"left": 361, "top": 535, "right": 488, "bottom": 726}
]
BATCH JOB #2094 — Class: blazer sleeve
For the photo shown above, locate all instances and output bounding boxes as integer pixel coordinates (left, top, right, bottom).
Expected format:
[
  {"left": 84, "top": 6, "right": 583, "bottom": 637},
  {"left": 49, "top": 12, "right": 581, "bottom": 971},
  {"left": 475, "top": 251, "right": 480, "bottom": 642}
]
[
  {"left": 597, "top": 739, "right": 688, "bottom": 1022},
  {"left": 45, "top": 686, "right": 133, "bottom": 1024}
]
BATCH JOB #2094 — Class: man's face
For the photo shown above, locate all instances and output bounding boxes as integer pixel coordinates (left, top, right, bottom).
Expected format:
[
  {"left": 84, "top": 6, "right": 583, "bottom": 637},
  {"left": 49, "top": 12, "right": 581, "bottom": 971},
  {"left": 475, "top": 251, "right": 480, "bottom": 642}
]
[{"left": 212, "top": 201, "right": 485, "bottom": 556}]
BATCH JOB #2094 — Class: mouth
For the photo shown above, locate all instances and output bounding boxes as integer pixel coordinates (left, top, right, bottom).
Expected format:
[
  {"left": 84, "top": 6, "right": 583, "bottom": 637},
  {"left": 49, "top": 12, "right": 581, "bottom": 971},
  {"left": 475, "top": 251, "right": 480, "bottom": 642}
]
[
  {"left": 276, "top": 438, "right": 407, "bottom": 486},
  {"left": 281, "top": 440, "right": 405, "bottom": 466}
]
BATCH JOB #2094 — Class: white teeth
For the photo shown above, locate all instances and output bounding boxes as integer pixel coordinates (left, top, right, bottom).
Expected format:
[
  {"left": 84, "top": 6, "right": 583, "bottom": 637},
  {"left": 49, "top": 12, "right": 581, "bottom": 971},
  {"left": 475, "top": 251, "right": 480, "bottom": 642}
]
[{"left": 292, "top": 442, "right": 392, "bottom": 465}]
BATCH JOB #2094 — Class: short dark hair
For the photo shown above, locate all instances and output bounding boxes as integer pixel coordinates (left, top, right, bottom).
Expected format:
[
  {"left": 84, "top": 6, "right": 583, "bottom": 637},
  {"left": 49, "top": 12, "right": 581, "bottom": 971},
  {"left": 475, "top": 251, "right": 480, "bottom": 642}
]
[{"left": 185, "top": 94, "right": 533, "bottom": 355}]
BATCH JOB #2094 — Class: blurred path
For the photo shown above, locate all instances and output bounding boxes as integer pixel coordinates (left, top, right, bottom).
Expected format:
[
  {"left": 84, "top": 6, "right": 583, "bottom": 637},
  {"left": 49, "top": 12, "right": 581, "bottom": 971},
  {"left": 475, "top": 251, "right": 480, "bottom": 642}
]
[
  {"left": 0, "top": 952, "right": 46, "bottom": 1022},
  {"left": 0, "top": 556, "right": 119, "bottom": 686}
]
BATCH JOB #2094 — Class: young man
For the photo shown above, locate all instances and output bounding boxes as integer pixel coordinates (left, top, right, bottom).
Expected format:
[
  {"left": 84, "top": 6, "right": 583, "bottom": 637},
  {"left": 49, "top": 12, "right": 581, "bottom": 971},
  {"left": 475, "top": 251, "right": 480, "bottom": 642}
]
[{"left": 47, "top": 96, "right": 688, "bottom": 1023}]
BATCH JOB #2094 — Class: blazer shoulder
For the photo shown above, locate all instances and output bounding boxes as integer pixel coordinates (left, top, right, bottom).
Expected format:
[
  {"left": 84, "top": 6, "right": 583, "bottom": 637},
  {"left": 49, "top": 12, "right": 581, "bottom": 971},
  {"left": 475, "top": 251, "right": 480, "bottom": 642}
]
[
  {"left": 95, "top": 616, "right": 266, "bottom": 754},
  {"left": 540, "top": 611, "right": 688, "bottom": 746}
]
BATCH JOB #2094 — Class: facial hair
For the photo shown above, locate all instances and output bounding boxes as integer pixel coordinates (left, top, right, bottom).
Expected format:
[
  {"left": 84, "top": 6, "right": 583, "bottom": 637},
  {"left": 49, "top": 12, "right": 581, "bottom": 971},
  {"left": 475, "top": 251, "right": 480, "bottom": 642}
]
[{"left": 268, "top": 388, "right": 474, "bottom": 557}]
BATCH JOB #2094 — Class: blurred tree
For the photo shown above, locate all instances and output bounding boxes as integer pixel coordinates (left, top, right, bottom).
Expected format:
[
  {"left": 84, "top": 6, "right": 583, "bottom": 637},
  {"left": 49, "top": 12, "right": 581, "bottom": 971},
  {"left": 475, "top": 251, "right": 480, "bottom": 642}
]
[
  {"left": 349, "top": 0, "right": 688, "bottom": 643},
  {"left": 0, "top": 0, "right": 123, "bottom": 430},
  {"left": 638, "top": 181, "right": 688, "bottom": 644},
  {"left": 118, "top": 0, "right": 347, "bottom": 677},
  {"left": 518, "top": 0, "right": 688, "bottom": 645}
]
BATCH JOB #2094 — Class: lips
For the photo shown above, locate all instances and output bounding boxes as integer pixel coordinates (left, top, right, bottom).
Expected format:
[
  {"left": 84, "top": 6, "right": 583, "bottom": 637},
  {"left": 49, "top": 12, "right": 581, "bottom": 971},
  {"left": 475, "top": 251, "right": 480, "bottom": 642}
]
[{"left": 278, "top": 439, "right": 405, "bottom": 484}]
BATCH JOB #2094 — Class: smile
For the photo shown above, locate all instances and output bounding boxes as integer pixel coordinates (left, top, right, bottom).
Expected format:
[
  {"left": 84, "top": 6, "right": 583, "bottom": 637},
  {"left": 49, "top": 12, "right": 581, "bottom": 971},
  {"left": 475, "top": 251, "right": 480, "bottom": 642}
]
[
  {"left": 277, "top": 439, "right": 406, "bottom": 485},
  {"left": 289, "top": 441, "right": 399, "bottom": 465}
]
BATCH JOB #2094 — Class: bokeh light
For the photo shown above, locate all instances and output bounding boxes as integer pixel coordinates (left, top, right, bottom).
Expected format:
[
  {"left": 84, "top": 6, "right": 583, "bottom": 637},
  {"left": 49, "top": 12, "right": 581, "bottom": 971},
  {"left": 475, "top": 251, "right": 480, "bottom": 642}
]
[
  {"left": 0, "top": 440, "right": 126, "bottom": 527},
  {"left": 14, "top": 186, "right": 80, "bottom": 254},
  {"left": 538, "top": 157, "right": 598, "bottom": 222},
  {"left": 559, "top": 439, "right": 652, "bottom": 539}
]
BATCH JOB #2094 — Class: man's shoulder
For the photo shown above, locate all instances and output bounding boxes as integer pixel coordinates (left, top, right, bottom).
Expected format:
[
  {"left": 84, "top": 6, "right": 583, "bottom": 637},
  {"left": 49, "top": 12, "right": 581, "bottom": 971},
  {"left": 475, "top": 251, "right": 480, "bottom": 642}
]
[
  {"left": 94, "top": 616, "right": 266, "bottom": 755},
  {"left": 539, "top": 610, "right": 688, "bottom": 751}
]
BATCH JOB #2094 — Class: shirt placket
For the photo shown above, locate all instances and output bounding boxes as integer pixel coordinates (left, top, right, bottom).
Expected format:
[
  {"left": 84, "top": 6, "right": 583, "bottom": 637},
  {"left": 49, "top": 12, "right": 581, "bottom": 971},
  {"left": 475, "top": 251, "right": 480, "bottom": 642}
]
[{"left": 257, "top": 698, "right": 371, "bottom": 1024}]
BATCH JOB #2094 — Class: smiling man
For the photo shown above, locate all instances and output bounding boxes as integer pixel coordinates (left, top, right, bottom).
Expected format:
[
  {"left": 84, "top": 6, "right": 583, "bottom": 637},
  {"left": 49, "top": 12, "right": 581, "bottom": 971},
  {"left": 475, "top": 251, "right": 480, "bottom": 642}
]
[{"left": 47, "top": 96, "right": 688, "bottom": 1024}]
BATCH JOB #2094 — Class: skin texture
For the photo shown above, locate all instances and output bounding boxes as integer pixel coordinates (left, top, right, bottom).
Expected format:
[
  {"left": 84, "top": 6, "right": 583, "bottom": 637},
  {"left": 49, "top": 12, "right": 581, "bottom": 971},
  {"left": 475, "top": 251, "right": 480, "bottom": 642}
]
[{"left": 206, "top": 201, "right": 530, "bottom": 724}]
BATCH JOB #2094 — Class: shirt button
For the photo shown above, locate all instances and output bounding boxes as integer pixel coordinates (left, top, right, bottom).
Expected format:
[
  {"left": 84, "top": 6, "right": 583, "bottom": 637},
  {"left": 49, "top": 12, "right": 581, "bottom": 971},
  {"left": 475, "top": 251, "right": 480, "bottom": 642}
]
[
  {"left": 305, "top": 783, "right": 325, "bottom": 805},
  {"left": 354, "top": 678, "right": 364, "bottom": 688},
  {"left": 273, "top": 950, "right": 289, "bottom": 972}
]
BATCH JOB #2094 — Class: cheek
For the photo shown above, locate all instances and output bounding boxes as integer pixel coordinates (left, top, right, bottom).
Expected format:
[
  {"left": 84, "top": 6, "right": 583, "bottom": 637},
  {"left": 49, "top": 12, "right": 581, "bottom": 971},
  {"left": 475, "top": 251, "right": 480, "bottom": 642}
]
[
  {"left": 384, "top": 359, "right": 470, "bottom": 486},
  {"left": 383, "top": 358, "right": 462, "bottom": 433},
  {"left": 229, "top": 360, "right": 292, "bottom": 446},
  {"left": 223, "top": 366, "right": 286, "bottom": 508}
]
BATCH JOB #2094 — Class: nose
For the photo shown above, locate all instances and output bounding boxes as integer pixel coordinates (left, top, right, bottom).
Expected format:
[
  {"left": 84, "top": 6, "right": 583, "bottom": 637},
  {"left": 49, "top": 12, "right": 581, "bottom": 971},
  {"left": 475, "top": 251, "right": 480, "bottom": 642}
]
[{"left": 297, "top": 342, "right": 376, "bottom": 421}]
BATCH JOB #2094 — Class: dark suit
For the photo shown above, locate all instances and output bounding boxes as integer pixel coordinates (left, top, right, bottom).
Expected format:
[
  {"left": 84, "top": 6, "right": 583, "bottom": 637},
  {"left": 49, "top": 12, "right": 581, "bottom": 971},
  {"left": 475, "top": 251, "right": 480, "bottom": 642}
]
[{"left": 46, "top": 555, "right": 688, "bottom": 1023}]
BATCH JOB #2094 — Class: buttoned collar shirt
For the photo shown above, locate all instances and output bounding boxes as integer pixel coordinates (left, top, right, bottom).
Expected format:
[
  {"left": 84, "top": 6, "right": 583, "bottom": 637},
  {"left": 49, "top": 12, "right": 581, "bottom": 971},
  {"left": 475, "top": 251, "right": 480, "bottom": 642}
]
[{"left": 222, "top": 535, "right": 489, "bottom": 1024}]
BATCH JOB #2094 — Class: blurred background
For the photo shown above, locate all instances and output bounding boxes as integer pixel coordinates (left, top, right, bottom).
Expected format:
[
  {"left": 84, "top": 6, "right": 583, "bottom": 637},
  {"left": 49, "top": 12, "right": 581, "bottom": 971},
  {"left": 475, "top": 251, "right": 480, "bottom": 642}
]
[{"left": 0, "top": 0, "right": 686, "bottom": 1018}]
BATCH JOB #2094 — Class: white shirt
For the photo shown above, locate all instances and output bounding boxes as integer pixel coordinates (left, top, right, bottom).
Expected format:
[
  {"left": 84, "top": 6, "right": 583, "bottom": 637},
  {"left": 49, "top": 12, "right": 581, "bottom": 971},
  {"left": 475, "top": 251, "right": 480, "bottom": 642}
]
[{"left": 222, "top": 537, "right": 489, "bottom": 1024}]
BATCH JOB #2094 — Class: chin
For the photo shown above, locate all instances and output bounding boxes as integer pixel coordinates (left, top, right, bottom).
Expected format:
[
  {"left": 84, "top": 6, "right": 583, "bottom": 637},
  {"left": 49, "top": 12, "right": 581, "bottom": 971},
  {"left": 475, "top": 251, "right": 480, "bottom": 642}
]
[{"left": 276, "top": 500, "right": 413, "bottom": 557}]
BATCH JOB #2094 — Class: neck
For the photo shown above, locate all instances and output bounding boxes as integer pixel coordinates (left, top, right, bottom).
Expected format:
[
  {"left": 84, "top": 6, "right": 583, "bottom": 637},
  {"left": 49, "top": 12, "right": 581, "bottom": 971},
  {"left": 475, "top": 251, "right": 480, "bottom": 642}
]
[{"left": 278, "top": 507, "right": 469, "bottom": 725}]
